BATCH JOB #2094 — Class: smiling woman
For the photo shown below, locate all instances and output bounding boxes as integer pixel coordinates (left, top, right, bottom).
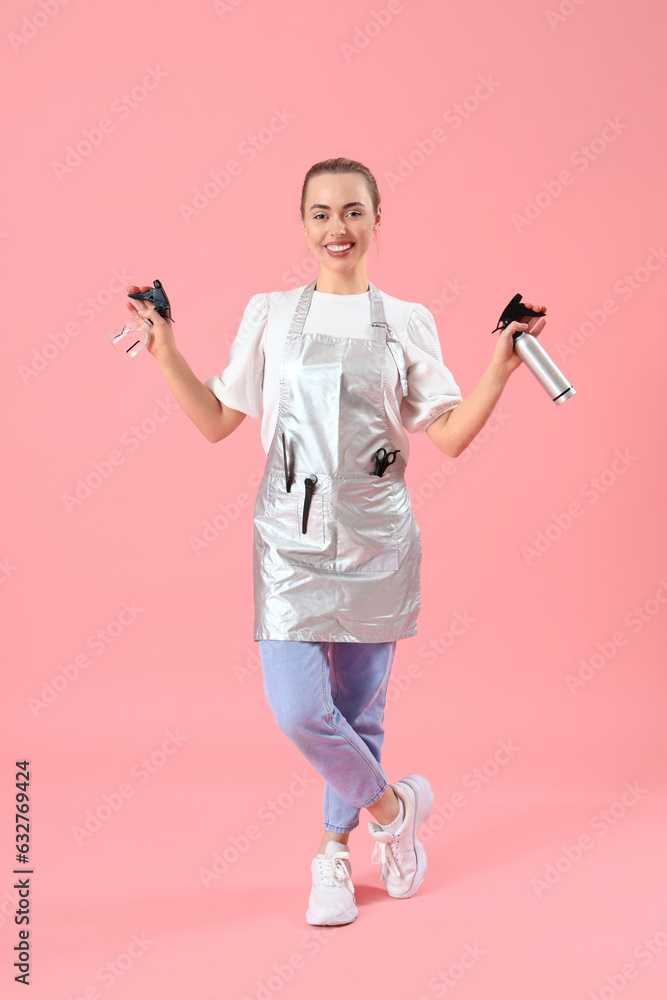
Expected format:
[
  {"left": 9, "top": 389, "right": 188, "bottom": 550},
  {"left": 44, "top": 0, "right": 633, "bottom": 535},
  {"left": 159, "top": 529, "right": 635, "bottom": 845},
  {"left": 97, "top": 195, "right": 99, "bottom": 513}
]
[
  {"left": 299, "top": 160, "right": 382, "bottom": 289},
  {"left": 139, "top": 154, "right": 547, "bottom": 929}
]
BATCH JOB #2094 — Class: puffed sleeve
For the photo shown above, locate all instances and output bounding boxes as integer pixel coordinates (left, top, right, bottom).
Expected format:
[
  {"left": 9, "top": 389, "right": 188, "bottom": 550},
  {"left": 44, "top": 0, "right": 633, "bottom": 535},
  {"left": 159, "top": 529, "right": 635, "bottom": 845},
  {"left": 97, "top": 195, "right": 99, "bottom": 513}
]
[
  {"left": 203, "top": 292, "right": 267, "bottom": 419},
  {"left": 400, "top": 303, "right": 463, "bottom": 433}
]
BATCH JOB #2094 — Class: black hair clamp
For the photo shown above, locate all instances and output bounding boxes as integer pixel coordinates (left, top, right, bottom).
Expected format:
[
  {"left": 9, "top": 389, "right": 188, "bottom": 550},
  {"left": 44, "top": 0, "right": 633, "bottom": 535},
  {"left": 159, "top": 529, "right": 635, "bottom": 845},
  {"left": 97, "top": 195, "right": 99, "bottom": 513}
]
[{"left": 302, "top": 476, "right": 317, "bottom": 534}]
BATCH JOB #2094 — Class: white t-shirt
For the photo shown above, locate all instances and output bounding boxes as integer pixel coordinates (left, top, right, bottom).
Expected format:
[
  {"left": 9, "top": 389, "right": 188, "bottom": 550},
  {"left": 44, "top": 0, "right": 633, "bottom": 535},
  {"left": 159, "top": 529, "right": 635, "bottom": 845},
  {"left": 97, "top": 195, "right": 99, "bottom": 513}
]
[{"left": 204, "top": 285, "right": 463, "bottom": 459}]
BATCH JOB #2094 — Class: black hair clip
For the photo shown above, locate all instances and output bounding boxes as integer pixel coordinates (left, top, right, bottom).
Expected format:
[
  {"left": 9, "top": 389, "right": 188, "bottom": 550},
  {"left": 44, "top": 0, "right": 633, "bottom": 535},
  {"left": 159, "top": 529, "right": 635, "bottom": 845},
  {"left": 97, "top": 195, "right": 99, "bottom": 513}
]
[
  {"left": 127, "top": 279, "right": 175, "bottom": 322},
  {"left": 491, "top": 293, "right": 545, "bottom": 335}
]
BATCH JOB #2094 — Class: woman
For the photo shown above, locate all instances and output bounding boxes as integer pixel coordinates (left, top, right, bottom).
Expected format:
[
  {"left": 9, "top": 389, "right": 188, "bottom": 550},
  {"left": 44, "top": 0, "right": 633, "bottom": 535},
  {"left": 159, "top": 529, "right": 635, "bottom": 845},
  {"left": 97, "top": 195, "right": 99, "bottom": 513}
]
[{"left": 127, "top": 157, "right": 547, "bottom": 926}]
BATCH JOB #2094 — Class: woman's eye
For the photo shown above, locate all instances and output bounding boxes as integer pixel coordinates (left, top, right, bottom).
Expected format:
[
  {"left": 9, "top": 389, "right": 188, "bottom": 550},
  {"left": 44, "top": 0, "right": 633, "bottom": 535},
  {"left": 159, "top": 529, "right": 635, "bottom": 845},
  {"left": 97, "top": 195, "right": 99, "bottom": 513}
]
[{"left": 312, "top": 211, "right": 362, "bottom": 221}]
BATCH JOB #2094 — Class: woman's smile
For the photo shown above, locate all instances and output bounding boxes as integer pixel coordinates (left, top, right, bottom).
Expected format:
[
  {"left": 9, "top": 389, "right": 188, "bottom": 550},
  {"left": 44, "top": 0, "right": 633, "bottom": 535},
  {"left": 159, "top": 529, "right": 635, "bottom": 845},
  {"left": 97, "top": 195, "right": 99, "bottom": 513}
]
[{"left": 325, "top": 242, "right": 355, "bottom": 257}]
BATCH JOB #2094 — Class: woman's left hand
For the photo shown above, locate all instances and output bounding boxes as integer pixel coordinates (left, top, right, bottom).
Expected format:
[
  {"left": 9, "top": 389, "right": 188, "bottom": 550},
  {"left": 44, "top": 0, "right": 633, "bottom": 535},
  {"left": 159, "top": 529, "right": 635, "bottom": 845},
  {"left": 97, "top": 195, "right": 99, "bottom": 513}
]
[{"left": 491, "top": 301, "right": 548, "bottom": 376}]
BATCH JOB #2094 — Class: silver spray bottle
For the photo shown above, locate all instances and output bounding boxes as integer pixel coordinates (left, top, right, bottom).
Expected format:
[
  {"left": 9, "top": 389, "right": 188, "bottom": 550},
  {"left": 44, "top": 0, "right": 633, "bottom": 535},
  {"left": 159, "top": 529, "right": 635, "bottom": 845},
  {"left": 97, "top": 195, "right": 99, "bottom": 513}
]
[{"left": 492, "top": 293, "right": 576, "bottom": 405}]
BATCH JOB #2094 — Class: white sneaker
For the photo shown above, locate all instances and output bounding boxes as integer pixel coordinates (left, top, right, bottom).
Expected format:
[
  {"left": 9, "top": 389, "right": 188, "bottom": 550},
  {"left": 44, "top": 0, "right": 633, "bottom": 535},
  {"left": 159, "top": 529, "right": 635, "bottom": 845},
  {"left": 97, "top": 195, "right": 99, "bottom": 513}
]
[
  {"left": 367, "top": 773, "right": 434, "bottom": 898},
  {"left": 305, "top": 840, "right": 358, "bottom": 925}
]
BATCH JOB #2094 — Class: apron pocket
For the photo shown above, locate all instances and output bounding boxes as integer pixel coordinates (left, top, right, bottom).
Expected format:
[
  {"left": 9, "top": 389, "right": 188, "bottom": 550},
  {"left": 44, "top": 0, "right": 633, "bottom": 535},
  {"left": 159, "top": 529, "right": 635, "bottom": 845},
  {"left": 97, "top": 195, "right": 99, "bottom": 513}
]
[
  {"left": 327, "top": 475, "right": 400, "bottom": 573},
  {"left": 263, "top": 472, "right": 331, "bottom": 555},
  {"left": 262, "top": 473, "right": 401, "bottom": 574}
]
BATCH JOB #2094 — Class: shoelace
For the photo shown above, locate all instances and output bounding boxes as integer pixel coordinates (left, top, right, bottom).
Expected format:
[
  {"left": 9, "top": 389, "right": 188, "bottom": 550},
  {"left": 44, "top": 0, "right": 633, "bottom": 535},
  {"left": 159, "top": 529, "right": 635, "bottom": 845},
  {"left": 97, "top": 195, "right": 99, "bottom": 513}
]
[
  {"left": 314, "top": 852, "right": 354, "bottom": 894},
  {"left": 371, "top": 833, "right": 402, "bottom": 880}
]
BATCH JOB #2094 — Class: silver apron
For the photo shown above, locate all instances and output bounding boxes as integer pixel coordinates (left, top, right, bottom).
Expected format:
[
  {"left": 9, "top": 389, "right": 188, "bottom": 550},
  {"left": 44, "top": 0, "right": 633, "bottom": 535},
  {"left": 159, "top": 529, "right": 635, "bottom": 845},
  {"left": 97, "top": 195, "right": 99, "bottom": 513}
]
[{"left": 252, "top": 279, "right": 422, "bottom": 642}]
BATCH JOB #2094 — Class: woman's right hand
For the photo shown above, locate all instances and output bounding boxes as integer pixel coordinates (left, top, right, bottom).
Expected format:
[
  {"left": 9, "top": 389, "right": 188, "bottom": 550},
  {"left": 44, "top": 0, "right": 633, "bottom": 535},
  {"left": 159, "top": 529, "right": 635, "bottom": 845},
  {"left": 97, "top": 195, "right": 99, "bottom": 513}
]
[{"left": 126, "top": 284, "right": 177, "bottom": 359}]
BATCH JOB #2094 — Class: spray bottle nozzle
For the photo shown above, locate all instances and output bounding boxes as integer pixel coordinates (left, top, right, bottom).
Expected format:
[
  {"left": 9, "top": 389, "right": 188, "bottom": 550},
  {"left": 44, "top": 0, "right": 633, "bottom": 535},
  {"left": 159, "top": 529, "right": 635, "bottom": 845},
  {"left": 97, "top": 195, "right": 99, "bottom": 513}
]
[
  {"left": 491, "top": 293, "right": 545, "bottom": 335},
  {"left": 127, "top": 279, "right": 174, "bottom": 322}
]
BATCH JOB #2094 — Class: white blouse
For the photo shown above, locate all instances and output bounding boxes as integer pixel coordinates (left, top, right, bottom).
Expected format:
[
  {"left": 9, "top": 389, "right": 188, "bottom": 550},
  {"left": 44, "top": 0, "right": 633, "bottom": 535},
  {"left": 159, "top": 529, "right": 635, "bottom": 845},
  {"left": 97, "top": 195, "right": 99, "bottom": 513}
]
[{"left": 204, "top": 285, "right": 463, "bottom": 459}]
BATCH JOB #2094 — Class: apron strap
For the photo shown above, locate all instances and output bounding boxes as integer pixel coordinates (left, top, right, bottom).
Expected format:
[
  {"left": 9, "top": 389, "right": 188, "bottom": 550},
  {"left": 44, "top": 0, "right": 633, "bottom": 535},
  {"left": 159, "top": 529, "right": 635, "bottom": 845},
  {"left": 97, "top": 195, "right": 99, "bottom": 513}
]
[{"left": 369, "top": 283, "right": 409, "bottom": 398}]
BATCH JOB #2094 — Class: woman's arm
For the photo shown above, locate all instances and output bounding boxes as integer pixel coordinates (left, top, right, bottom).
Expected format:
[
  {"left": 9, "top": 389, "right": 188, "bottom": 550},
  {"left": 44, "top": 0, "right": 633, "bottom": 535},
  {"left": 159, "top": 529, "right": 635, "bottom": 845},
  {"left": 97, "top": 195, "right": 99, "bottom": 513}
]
[
  {"left": 426, "top": 301, "right": 548, "bottom": 458},
  {"left": 126, "top": 284, "right": 247, "bottom": 444},
  {"left": 426, "top": 362, "right": 509, "bottom": 458},
  {"left": 155, "top": 348, "right": 246, "bottom": 444},
  {"left": 156, "top": 347, "right": 246, "bottom": 444}
]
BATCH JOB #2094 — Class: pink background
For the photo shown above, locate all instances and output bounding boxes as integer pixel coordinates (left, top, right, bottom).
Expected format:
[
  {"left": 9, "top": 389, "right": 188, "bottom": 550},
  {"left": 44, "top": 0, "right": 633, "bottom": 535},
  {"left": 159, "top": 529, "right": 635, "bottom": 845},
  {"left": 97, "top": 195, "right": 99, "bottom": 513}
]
[{"left": 2, "top": 0, "right": 666, "bottom": 997}]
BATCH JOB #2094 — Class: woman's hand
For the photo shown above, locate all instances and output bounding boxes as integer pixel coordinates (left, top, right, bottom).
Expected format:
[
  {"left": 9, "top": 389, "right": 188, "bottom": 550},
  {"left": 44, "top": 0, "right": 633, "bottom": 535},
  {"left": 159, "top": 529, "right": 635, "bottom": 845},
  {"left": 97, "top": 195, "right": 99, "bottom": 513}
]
[
  {"left": 491, "top": 301, "right": 548, "bottom": 377},
  {"left": 126, "top": 284, "right": 177, "bottom": 359}
]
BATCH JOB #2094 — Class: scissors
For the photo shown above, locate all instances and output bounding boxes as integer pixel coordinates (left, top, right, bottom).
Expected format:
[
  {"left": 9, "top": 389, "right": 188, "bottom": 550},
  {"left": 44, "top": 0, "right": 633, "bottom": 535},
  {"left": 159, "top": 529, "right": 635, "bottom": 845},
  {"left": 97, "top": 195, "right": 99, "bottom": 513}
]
[{"left": 373, "top": 447, "right": 400, "bottom": 477}]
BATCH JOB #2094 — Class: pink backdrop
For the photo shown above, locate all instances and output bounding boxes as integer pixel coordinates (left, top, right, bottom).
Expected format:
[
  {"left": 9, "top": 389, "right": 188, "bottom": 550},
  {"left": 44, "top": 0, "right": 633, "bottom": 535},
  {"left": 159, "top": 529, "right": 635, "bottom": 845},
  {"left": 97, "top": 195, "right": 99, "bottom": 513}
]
[{"left": 3, "top": 0, "right": 666, "bottom": 997}]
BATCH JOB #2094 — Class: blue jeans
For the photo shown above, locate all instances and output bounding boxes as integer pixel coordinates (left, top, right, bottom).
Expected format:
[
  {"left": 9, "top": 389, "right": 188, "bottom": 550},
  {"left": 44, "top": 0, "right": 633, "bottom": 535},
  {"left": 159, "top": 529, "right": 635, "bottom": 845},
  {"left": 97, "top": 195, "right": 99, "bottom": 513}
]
[{"left": 258, "top": 640, "right": 397, "bottom": 834}]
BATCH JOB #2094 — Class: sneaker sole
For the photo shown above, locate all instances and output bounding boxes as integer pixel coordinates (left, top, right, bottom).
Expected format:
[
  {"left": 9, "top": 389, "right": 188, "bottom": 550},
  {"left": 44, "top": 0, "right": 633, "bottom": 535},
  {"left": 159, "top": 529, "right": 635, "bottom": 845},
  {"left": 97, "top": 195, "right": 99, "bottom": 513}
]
[
  {"left": 388, "top": 773, "right": 434, "bottom": 899},
  {"left": 305, "top": 900, "right": 358, "bottom": 925}
]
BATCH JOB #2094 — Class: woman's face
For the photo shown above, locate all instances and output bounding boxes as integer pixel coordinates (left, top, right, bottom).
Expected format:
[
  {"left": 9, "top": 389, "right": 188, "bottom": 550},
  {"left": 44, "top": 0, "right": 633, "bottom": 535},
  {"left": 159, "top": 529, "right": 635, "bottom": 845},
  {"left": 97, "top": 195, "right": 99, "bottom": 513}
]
[{"left": 302, "top": 172, "right": 381, "bottom": 276}]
